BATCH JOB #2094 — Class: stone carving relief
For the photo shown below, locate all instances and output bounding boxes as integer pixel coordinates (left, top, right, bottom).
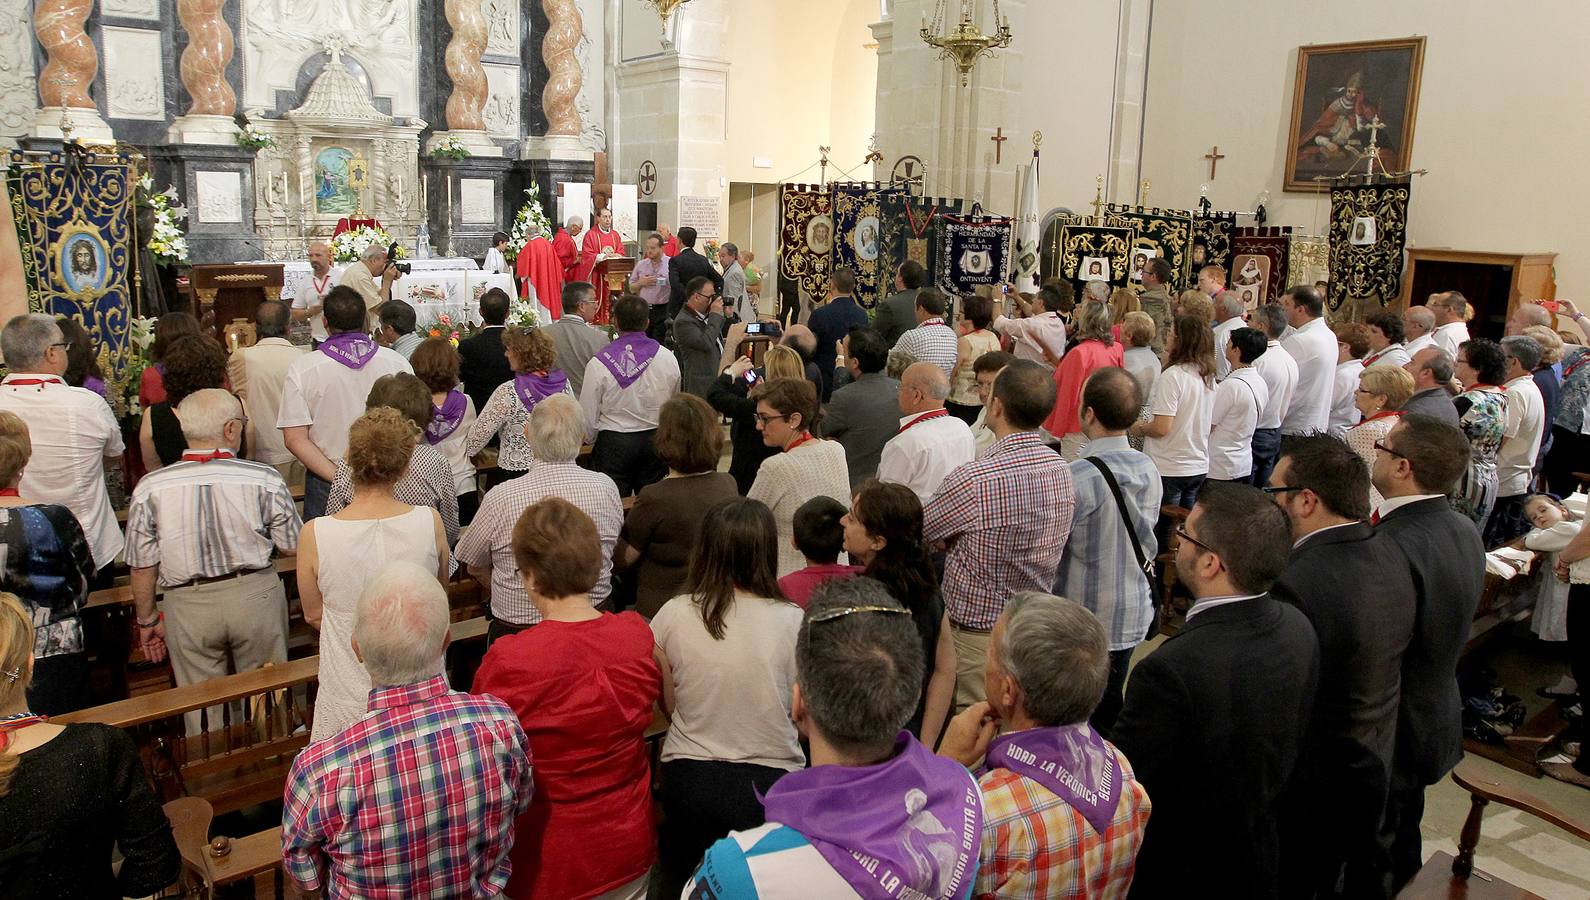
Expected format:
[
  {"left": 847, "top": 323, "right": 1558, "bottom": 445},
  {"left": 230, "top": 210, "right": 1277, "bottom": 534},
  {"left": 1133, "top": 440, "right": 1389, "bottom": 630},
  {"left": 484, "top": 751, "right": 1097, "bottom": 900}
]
[
  {"left": 195, "top": 171, "right": 244, "bottom": 223},
  {"left": 573, "top": 0, "right": 606, "bottom": 151},
  {"left": 102, "top": 0, "right": 160, "bottom": 19},
  {"left": 481, "top": 63, "right": 520, "bottom": 138},
  {"left": 242, "top": 0, "right": 421, "bottom": 119},
  {"left": 459, "top": 178, "right": 494, "bottom": 225},
  {"left": 0, "top": 0, "right": 37, "bottom": 135},
  {"left": 482, "top": 0, "right": 517, "bottom": 57},
  {"left": 102, "top": 27, "right": 166, "bottom": 120}
]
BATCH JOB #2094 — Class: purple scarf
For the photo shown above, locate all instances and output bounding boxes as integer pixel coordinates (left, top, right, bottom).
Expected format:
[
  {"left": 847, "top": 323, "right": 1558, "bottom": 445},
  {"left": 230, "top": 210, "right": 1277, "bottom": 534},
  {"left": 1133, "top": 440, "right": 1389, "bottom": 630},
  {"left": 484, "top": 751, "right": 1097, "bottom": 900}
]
[
  {"left": 595, "top": 332, "right": 662, "bottom": 390},
  {"left": 425, "top": 389, "right": 468, "bottom": 444},
  {"left": 513, "top": 370, "right": 567, "bottom": 412},
  {"left": 319, "top": 332, "right": 378, "bottom": 369},
  {"left": 83, "top": 375, "right": 107, "bottom": 399},
  {"left": 760, "top": 732, "right": 982, "bottom": 899},
  {"left": 984, "top": 724, "right": 1122, "bottom": 835}
]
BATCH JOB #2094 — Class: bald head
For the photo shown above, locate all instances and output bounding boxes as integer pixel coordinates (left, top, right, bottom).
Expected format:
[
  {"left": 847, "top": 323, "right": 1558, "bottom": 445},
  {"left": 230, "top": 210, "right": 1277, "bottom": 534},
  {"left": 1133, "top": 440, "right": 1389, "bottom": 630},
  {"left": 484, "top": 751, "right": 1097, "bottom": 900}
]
[
  {"left": 1215, "top": 291, "right": 1245, "bottom": 321},
  {"left": 1406, "top": 346, "right": 1454, "bottom": 390},
  {"left": 1507, "top": 302, "right": 1552, "bottom": 336},
  {"left": 782, "top": 324, "right": 817, "bottom": 361},
  {"left": 1402, "top": 305, "right": 1435, "bottom": 339},
  {"left": 307, "top": 241, "right": 331, "bottom": 273},
  {"left": 899, "top": 362, "right": 951, "bottom": 415}
]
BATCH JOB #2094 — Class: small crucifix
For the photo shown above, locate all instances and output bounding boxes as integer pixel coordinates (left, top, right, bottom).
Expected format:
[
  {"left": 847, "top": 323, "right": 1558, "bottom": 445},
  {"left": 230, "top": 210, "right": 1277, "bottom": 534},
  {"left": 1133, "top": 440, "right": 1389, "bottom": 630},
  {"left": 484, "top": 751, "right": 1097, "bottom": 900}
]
[
  {"left": 1203, "top": 145, "right": 1226, "bottom": 180},
  {"left": 990, "top": 127, "right": 1008, "bottom": 164}
]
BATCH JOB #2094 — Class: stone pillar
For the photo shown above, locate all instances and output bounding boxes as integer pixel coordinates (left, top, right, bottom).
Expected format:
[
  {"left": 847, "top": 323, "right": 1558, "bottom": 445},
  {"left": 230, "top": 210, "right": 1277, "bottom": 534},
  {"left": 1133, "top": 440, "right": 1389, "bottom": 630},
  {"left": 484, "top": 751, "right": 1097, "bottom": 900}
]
[
  {"left": 426, "top": 0, "right": 503, "bottom": 158},
  {"left": 522, "top": 0, "right": 589, "bottom": 162},
  {"left": 168, "top": 0, "right": 242, "bottom": 145},
  {"left": 30, "top": 0, "right": 113, "bottom": 142}
]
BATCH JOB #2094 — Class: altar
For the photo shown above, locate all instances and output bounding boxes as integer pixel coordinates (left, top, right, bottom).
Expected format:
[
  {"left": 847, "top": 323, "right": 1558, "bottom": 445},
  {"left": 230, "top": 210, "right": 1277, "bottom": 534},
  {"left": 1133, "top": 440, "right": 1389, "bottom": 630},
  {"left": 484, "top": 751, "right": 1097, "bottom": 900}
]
[{"left": 254, "top": 257, "right": 549, "bottom": 329}]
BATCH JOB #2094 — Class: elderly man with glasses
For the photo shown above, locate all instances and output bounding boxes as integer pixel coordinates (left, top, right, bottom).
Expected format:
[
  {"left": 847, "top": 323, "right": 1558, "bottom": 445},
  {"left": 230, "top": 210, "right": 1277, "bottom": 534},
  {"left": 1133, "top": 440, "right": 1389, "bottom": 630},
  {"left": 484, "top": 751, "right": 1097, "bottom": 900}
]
[{"left": 0, "top": 313, "right": 125, "bottom": 585}]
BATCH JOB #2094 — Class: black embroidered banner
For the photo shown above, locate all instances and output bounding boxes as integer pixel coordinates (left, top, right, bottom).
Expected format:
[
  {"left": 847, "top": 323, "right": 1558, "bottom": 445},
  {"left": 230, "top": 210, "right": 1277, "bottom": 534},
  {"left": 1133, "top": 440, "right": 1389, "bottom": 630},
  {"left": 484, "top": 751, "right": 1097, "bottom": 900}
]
[
  {"left": 937, "top": 215, "right": 1012, "bottom": 297},
  {"left": 1104, "top": 205, "right": 1194, "bottom": 289},
  {"left": 1230, "top": 227, "right": 1293, "bottom": 311},
  {"left": 1328, "top": 180, "right": 1412, "bottom": 310},
  {"left": 1191, "top": 211, "right": 1237, "bottom": 281},
  {"left": 879, "top": 193, "right": 962, "bottom": 294},
  {"left": 778, "top": 183, "right": 834, "bottom": 304},
  {"left": 1058, "top": 221, "right": 1135, "bottom": 297},
  {"left": 831, "top": 183, "right": 898, "bottom": 309}
]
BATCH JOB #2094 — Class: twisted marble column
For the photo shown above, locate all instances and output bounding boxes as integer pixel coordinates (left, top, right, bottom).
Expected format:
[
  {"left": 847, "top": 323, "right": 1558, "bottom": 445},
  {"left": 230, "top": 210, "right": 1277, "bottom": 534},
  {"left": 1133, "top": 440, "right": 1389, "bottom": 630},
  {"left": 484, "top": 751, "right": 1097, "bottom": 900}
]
[
  {"left": 177, "top": 0, "right": 236, "bottom": 116},
  {"left": 34, "top": 0, "right": 96, "bottom": 109},
  {"left": 444, "top": 0, "right": 488, "bottom": 131},
  {"left": 542, "top": 0, "right": 583, "bottom": 136}
]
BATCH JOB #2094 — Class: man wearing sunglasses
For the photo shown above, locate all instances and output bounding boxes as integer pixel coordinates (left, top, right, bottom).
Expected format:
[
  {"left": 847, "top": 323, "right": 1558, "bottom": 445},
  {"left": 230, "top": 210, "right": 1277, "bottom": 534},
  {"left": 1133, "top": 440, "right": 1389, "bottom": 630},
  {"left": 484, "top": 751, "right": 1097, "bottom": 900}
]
[
  {"left": 1367, "top": 414, "right": 1485, "bottom": 892},
  {"left": 1266, "top": 435, "right": 1416, "bottom": 896},
  {"left": 1112, "top": 483, "right": 1318, "bottom": 898}
]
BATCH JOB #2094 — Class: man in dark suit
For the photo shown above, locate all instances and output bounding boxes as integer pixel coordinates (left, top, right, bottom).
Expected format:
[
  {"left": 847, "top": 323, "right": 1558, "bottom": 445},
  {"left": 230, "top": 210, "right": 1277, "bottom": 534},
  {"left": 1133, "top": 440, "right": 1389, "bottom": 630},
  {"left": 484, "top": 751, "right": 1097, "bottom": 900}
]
[
  {"left": 672, "top": 275, "right": 725, "bottom": 397},
  {"left": 1369, "top": 414, "right": 1485, "bottom": 893},
  {"left": 543, "top": 281, "right": 607, "bottom": 397},
  {"left": 666, "top": 226, "right": 723, "bottom": 324},
  {"left": 807, "top": 267, "right": 869, "bottom": 402},
  {"left": 1113, "top": 483, "right": 1319, "bottom": 900},
  {"left": 817, "top": 328, "right": 900, "bottom": 487},
  {"left": 871, "top": 259, "right": 927, "bottom": 345},
  {"left": 1268, "top": 435, "right": 1416, "bottom": 898},
  {"left": 457, "top": 286, "right": 513, "bottom": 414}
]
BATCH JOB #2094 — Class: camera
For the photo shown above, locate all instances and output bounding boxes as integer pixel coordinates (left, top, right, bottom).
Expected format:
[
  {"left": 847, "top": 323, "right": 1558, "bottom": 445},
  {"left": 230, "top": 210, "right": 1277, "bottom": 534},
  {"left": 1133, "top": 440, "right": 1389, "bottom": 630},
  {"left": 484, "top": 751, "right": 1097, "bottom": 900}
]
[{"left": 386, "top": 241, "right": 411, "bottom": 276}]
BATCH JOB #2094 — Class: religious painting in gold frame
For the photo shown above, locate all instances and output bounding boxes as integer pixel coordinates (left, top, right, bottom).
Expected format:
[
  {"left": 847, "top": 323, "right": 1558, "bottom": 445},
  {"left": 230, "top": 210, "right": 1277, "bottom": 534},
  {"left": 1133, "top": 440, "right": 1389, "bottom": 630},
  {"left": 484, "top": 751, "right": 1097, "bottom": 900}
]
[{"left": 1284, "top": 37, "right": 1425, "bottom": 192}]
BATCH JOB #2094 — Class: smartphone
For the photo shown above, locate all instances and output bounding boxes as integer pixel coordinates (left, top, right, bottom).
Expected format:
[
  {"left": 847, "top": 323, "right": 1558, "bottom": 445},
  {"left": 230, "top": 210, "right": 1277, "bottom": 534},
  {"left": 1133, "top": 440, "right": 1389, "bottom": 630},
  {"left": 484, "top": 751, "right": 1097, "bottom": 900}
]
[
  {"left": 744, "top": 369, "right": 760, "bottom": 385},
  {"left": 745, "top": 322, "right": 765, "bottom": 335},
  {"left": 1001, "top": 284, "right": 1011, "bottom": 295},
  {"left": 1540, "top": 300, "right": 1561, "bottom": 313}
]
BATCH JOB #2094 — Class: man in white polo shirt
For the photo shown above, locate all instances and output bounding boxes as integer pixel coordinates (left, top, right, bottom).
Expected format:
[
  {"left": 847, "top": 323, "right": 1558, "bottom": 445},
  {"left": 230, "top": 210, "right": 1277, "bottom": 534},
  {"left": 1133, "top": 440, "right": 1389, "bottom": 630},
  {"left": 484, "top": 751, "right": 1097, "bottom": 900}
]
[
  {"left": 0, "top": 313, "right": 124, "bottom": 581},
  {"left": 1430, "top": 292, "right": 1472, "bottom": 358},
  {"left": 278, "top": 286, "right": 412, "bottom": 520},
  {"left": 1211, "top": 292, "right": 1247, "bottom": 380},
  {"left": 288, "top": 241, "right": 335, "bottom": 346},
  {"left": 1249, "top": 305, "right": 1298, "bottom": 488},
  {"left": 1401, "top": 305, "right": 1437, "bottom": 358},
  {"left": 1487, "top": 335, "right": 1546, "bottom": 547},
  {"left": 876, "top": 362, "right": 976, "bottom": 502},
  {"left": 1279, "top": 286, "right": 1337, "bottom": 436}
]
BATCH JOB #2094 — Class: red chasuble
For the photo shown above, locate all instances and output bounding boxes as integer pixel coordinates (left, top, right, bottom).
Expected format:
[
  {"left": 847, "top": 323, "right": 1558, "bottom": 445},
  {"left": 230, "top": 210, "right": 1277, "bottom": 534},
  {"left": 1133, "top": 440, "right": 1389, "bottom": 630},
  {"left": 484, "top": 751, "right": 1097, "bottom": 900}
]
[
  {"left": 553, "top": 229, "right": 581, "bottom": 283},
  {"left": 578, "top": 227, "right": 626, "bottom": 324},
  {"left": 515, "top": 236, "right": 564, "bottom": 320}
]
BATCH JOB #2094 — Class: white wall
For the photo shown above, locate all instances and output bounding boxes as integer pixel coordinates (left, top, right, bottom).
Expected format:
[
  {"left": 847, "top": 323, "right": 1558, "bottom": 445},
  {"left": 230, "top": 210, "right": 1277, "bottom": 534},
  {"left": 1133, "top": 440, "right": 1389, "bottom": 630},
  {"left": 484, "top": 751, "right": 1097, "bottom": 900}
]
[{"left": 1142, "top": 0, "right": 1590, "bottom": 300}]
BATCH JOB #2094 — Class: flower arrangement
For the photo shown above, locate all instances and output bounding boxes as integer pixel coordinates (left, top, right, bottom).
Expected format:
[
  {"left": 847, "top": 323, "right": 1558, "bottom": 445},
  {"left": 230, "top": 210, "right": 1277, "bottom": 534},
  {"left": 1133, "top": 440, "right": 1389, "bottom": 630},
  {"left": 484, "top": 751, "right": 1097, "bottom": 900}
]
[
  {"left": 331, "top": 225, "right": 406, "bottom": 262},
  {"left": 236, "top": 124, "right": 275, "bottom": 151},
  {"left": 703, "top": 239, "right": 721, "bottom": 259},
  {"left": 137, "top": 175, "right": 189, "bottom": 266},
  {"left": 507, "top": 298, "right": 541, "bottom": 330},
  {"left": 505, "top": 183, "right": 553, "bottom": 263},
  {"left": 421, "top": 312, "right": 472, "bottom": 347},
  {"left": 429, "top": 134, "right": 471, "bottom": 161}
]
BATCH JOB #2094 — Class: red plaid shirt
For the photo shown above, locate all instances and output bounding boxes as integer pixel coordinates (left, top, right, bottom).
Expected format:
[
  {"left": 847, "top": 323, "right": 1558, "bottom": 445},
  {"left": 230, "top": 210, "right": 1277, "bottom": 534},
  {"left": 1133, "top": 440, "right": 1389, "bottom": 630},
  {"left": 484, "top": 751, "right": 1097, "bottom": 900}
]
[
  {"left": 975, "top": 745, "right": 1151, "bottom": 899},
  {"left": 924, "top": 431, "right": 1076, "bottom": 629},
  {"left": 282, "top": 675, "right": 534, "bottom": 898}
]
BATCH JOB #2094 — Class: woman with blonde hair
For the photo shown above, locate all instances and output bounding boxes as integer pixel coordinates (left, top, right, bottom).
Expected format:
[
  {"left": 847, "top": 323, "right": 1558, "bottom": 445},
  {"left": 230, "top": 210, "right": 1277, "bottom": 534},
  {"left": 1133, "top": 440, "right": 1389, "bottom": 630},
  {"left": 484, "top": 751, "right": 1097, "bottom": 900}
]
[
  {"left": 1344, "top": 363, "right": 1416, "bottom": 508},
  {"left": 298, "top": 407, "right": 450, "bottom": 741},
  {"left": 0, "top": 592, "right": 179, "bottom": 895},
  {"left": 465, "top": 326, "right": 572, "bottom": 488},
  {"left": 708, "top": 343, "right": 807, "bottom": 493},
  {"left": 1045, "top": 298, "right": 1123, "bottom": 458},
  {"left": 1109, "top": 286, "right": 1141, "bottom": 326}
]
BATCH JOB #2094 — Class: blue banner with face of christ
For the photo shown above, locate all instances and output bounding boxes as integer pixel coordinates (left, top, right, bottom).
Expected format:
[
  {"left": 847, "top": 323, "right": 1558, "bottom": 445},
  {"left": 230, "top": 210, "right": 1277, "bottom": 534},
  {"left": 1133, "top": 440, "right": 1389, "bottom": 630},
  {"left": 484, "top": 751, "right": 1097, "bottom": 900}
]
[
  {"left": 937, "top": 215, "right": 1012, "bottom": 297},
  {"left": 830, "top": 183, "right": 900, "bottom": 310}
]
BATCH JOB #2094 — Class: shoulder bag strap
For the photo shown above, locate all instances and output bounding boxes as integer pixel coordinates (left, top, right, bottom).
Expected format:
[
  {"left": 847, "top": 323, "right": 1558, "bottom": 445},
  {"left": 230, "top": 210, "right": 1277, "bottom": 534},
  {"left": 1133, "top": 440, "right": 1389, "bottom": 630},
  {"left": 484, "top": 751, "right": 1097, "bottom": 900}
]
[{"left": 1082, "top": 455, "right": 1155, "bottom": 580}]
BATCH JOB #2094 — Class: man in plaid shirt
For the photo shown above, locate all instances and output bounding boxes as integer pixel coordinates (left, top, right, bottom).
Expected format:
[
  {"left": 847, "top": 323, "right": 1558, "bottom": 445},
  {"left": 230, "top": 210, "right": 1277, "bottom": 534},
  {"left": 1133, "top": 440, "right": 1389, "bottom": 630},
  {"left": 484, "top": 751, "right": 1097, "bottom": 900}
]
[
  {"left": 924, "top": 359, "right": 1075, "bottom": 711},
  {"left": 939, "top": 592, "right": 1150, "bottom": 899},
  {"left": 282, "top": 562, "right": 533, "bottom": 898}
]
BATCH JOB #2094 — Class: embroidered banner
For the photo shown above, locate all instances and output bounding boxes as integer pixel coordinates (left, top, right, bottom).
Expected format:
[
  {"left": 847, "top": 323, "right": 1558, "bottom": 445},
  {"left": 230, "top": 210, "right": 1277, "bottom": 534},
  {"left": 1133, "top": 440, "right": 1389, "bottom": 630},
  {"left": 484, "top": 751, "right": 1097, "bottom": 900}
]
[
  {"left": 1231, "top": 226, "right": 1293, "bottom": 311},
  {"left": 1328, "top": 180, "right": 1412, "bottom": 311},
  {"left": 831, "top": 183, "right": 900, "bottom": 309},
  {"left": 778, "top": 183, "right": 834, "bottom": 304},
  {"left": 879, "top": 193, "right": 962, "bottom": 292},
  {"left": 1191, "top": 211, "right": 1237, "bottom": 282},
  {"left": 1104, "top": 205, "right": 1194, "bottom": 289},
  {"left": 936, "top": 215, "right": 1012, "bottom": 298},
  {"left": 1058, "top": 221, "right": 1135, "bottom": 297},
  {"left": 1289, "top": 234, "right": 1331, "bottom": 295},
  {"left": 8, "top": 148, "right": 135, "bottom": 388}
]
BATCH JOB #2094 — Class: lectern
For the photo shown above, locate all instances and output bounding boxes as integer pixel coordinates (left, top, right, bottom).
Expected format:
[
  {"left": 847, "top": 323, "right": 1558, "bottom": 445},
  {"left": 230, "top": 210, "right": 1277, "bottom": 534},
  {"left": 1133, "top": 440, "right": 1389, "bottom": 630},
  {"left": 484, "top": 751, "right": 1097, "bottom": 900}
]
[
  {"left": 591, "top": 257, "right": 635, "bottom": 325},
  {"left": 189, "top": 264, "right": 285, "bottom": 342}
]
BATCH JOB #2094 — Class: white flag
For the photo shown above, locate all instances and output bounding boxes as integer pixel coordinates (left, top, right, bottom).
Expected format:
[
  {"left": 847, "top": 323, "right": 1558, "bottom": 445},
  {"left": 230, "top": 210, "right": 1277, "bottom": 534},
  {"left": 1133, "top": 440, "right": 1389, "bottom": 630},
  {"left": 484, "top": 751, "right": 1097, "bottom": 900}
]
[{"left": 1013, "top": 149, "right": 1041, "bottom": 292}]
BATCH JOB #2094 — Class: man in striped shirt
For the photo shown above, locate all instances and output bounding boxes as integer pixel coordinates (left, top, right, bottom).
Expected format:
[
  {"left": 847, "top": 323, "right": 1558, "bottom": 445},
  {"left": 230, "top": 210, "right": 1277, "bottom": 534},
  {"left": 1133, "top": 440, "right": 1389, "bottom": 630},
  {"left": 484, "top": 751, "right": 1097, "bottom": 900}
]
[
  {"left": 891, "top": 287, "right": 960, "bottom": 380},
  {"left": 125, "top": 389, "right": 301, "bottom": 733},
  {"left": 939, "top": 592, "right": 1151, "bottom": 899},
  {"left": 924, "top": 359, "right": 1075, "bottom": 712}
]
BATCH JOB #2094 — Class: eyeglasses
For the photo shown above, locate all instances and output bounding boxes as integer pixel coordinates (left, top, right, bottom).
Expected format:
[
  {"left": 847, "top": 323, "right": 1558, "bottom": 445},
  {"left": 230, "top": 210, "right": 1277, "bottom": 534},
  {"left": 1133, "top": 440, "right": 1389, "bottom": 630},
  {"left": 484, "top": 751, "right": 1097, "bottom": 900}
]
[
  {"left": 753, "top": 412, "right": 791, "bottom": 426},
  {"left": 1174, "top": 525, "right": 1216, "bottom": 554},
  {"left": 228, "top": 416, "right": 250, "bottom": 429},
  {"left": 807, "top": 605, "right": 911, "bottom": 625},
  {"left": 48, "top": 341, "right": 73, "bottom": 352},
  {"left": 693, "top": 291, "right": 716, "bottom": 301},
  {"left": 1373, "top": 439, "right": 1408, "bottom": 459},
  {"left": 1260, "top": 485, "right": 1307, "bottom": 495}
]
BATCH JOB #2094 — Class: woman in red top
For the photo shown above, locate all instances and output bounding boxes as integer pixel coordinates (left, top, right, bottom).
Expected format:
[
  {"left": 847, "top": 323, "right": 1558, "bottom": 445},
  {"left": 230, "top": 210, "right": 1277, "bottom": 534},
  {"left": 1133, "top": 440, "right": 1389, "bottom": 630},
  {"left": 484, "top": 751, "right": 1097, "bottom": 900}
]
[
  {"left": 472, "top": 497, "right": 663, "bottom": 900},
  {"left": 137, "top": 311, "right": 203, "bottom": 408},
  {"left": 1045, "top": 296, "right": 1124, "bottom": 457}
]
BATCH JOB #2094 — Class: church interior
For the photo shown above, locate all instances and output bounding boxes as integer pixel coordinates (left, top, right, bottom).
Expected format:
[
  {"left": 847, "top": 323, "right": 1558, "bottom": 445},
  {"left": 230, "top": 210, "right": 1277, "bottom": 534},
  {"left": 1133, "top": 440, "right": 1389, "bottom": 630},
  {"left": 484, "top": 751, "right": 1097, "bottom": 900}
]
[{"left": 2, "top": 0, "right": 1590, "bottom": 897}]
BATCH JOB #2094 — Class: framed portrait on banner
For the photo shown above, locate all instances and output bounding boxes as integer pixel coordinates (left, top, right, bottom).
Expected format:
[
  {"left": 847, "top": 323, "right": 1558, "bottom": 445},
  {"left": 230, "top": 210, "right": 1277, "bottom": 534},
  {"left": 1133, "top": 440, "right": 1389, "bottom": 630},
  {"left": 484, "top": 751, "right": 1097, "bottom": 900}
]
[{"left": 1284, "top": 37, "right": 1426, "bottom": 191}]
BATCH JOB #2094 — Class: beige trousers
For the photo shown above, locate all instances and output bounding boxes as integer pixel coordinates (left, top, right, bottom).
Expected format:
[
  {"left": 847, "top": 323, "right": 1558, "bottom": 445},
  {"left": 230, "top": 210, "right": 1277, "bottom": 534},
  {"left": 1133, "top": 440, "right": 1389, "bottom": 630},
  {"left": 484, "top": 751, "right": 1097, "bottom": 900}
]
[
  {"left": 951, "top": 624, "right": 993, "bottom": 713},
  {"left": 162, "top": 569, "right": 289, "bottom": 734}
]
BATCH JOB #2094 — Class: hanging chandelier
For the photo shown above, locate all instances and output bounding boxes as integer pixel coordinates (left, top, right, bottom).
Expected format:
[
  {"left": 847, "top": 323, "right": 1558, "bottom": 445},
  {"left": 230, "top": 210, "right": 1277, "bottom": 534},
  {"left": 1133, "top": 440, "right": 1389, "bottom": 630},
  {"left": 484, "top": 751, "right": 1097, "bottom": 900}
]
[
  {"left": 920, "top": 0, "right": 1014, "bottom": 87},
  {"left": 644, "top": 0, "right": 692, "bottom": 29}
]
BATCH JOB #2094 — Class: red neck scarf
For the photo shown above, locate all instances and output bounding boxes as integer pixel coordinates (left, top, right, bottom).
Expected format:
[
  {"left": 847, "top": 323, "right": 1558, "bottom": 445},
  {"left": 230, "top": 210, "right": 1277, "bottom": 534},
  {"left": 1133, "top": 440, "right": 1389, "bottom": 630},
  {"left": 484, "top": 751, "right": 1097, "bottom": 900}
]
[{"left": 898, "top": 408, "right": 950, "bottom": 434}]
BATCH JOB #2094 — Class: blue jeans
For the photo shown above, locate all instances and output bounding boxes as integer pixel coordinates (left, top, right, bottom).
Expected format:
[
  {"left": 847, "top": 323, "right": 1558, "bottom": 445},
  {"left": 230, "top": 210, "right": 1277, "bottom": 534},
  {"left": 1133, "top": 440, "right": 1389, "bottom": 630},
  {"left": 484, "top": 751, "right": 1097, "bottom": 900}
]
[
  {"left": 1249, "top": 427, "right": 1283, "bottom": 487},
  {"left": 1161, "top": 474, "right": 1206, "bottom": 510},
  {"left": 302, "top": 472, "right": 331, "bottom": 521}
]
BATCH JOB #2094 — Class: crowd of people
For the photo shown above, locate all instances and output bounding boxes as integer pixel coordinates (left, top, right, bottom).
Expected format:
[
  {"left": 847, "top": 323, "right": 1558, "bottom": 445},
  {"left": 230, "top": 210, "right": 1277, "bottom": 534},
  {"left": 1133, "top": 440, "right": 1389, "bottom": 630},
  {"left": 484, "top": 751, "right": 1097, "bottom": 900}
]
[{"left": 0, "top": 238, "right": 1588, "bottom": 899}]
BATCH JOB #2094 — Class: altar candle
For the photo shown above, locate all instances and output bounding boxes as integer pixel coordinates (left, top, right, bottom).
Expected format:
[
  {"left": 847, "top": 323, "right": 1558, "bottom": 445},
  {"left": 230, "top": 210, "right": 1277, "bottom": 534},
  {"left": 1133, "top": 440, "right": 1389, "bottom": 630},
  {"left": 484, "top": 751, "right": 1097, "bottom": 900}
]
[{"left": 446, "top": 177, "right": 453, "bottom": 223}]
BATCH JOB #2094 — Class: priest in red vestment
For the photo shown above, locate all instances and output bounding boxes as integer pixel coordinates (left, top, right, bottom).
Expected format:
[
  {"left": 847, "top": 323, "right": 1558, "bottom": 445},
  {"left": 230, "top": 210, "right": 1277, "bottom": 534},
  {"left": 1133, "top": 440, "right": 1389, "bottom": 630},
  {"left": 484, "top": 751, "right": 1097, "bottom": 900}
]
[
  {"left": 554, "top": 217, "right": 584, "bottom": 284},
  {"left": 578, "top": 208, "right": 627, "bottom": 325},
  {"left": 515, "top": 227, "right": 564, "bottom": 320},
  {"left": 659, "top": 224, "right": 680, "bottom": 257}
]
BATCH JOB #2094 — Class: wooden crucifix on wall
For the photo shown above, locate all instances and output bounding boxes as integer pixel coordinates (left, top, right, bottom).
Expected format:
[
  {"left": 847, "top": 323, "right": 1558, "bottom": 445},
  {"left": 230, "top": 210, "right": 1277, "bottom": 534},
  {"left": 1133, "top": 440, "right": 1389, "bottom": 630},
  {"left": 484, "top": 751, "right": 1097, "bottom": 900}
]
[
  {"left": 1204, "top": 145, "right": 1226, "bottom": 180},
  {"left": 990, "top": 127, "right": 1009, "bottom": 164}
]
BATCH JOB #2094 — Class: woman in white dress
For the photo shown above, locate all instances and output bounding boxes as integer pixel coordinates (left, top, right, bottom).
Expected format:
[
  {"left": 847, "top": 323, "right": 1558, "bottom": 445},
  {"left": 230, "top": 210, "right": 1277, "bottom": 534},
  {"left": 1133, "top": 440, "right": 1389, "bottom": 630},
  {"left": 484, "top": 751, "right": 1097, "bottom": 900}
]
[{"left": 297, "top": 407, "right": 451, "bottom": 742}]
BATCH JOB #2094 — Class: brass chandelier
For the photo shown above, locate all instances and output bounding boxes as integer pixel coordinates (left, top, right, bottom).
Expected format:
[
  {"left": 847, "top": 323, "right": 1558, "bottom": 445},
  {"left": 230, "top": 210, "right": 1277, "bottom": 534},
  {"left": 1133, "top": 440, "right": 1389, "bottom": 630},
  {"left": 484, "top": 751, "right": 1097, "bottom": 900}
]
[
  {"left": 920, "top": 0, "right": 1014, "bottom": 87},
  {"left": 643, "top": 0, "right": 692, "bottom": 29}
]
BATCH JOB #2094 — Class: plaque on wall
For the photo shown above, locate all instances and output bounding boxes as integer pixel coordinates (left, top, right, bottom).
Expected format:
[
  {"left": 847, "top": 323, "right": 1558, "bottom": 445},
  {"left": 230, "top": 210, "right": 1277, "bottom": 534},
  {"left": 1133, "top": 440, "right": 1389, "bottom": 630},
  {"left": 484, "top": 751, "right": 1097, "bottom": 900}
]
[
  {"left": 195, "top": 171, "right": 244, "bottom": 224},
  {"left": 679, "top": 195, "right": 721, "bottom": 240},
  {"left": 460, "top": 179, "right": 496, "bottom": 225}
]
